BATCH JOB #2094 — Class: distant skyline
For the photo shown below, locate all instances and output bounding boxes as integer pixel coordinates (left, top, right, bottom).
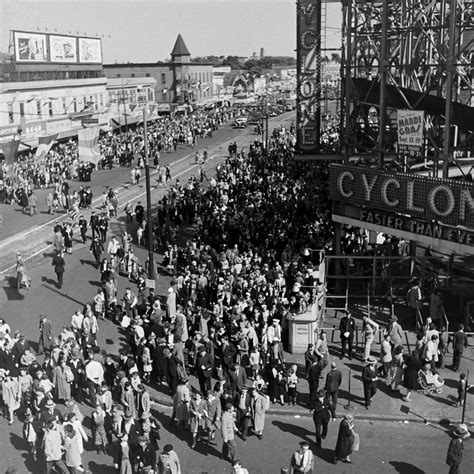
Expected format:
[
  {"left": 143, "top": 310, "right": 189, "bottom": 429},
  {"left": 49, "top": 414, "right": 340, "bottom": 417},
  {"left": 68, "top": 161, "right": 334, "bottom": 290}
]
[{"left": 0, "top": 0, "right": 343, "bottom": 63}]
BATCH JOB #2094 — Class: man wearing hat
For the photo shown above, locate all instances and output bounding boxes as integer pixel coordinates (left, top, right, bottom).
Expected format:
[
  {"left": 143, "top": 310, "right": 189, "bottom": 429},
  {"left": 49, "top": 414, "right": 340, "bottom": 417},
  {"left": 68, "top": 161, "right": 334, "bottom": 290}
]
[
  {"left": 236, "top": 384, "right": 253, "bottom": 442},
  {"left": 38, "top": 314, "right": 53, "bottom": 356},
  {"left": 221, "top": 403, "right": 238, "bottom": 463},
  {"left": 387, "top": 315, "right": 404, "bottom": 349},
  {"left": 68, "top": 347, "right": 85, "bottom": 403},
  {"left": 446, "top": 423, "right": 470, "bottom": 473},
  {"left": 362, "top": 357, "right": 379, "bottom": 409},
  {"left": 40, "top": 399, "right": 64, "bottom": 427},
  {"left": 313, "top": 389, "right": 331, "bottom": 448},
  {"left": 289, "top": 441, "right": 314, "bottom": 474},
  {"left": 196, "top": 345, "right": 214, "bottom": 395},
  {"left": 51, "top": 250, "right": 66, "bottom": 289},
  {"left": 325, "top": 362, "right": 342, "bottom": 421},
  {"left": 339, "top": 311, "right": 356, "bottom": 360}
]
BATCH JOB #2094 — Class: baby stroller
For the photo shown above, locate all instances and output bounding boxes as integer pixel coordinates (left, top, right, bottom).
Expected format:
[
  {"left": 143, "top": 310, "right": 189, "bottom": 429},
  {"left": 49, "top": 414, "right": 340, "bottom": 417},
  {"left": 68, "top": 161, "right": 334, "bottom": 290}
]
[{"left": 417, "top": 368, "right": 444, "bottom": 395}]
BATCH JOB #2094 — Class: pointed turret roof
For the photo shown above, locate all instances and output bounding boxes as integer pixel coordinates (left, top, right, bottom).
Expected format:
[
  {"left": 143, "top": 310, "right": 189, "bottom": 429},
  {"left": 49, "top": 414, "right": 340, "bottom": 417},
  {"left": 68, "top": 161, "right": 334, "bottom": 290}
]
[{"left": 170, "top": 34, "right": 191, "bottom": 57}]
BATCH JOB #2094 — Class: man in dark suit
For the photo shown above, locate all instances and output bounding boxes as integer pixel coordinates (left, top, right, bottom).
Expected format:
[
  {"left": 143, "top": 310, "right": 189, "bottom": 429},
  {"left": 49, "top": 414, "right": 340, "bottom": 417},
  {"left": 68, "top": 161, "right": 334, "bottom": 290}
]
[
  {"left": 307, "top": 360, "right": 322, "bottom": 408},
  {"left": 51, "top": 250, "right": 65, "bottom": 289},
  {"left": 196, "top": 346, "right": 214, "bottom": 395},
  {"left": 451, "top": 324, "right": 469, "bottom": 371},
  {"left": 221, "top": 337, "right": 237, "bottom": 377},
  {"left": 362, "top": 357, "right": 379, "bottom": 409},
  {"left": 312, "top": 389, "right": 331, "bottom": 448},
  {"left": 325, "top": 362, "right": 342, "bottom": 420},
  {"left": 228, "top": 362, "right": 248, "bottom": 397},
  {"left": 304, "top": 343, "right": 317, "bottom": 376},
  {"left": 38, "top": 314, "right": 53, "bottom": 355},
  {"left": 339, "top": 311, "right": 356, "bottom": 360}
]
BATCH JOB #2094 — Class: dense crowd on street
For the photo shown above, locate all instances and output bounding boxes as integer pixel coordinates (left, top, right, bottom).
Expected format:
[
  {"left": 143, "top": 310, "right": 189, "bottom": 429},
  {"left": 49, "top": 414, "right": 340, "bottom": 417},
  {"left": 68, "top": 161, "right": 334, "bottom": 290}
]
[
  {"left": 0, "top": 105, "right": 237, "bottom": 208},
  {"left": 1, "top": 114, "right": 472, "bottom": 473}
]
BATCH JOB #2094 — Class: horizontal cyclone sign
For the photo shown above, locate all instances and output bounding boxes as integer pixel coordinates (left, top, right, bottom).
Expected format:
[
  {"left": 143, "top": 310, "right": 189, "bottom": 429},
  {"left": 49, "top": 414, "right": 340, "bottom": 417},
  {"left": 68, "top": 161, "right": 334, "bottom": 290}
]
[{"left": 329, "top": 164, "right": 474, "bottom": 229}]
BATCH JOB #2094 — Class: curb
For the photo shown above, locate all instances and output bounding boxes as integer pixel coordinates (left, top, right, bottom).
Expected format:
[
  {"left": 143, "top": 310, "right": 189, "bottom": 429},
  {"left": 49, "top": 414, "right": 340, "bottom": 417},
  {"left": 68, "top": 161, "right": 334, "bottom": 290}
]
[{"left": 150, "top": 396, "right": 473, "bottom": 426}]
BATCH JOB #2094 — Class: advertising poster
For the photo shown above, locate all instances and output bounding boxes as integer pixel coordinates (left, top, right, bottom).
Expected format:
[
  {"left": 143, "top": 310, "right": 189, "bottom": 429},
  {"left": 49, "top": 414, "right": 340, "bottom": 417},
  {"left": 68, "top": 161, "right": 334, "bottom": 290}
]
[
  {"left": 49, "top": 35, "right": 77, "bottom": 62},
  {"left": 79, "top": 37, "right": 102, "bottom": 63},
  {"left": 397, "top": 110, "right": 424, "bottom": 155},
  {"left": 14, "top": 31, "right": 48, "bottom": 62}
]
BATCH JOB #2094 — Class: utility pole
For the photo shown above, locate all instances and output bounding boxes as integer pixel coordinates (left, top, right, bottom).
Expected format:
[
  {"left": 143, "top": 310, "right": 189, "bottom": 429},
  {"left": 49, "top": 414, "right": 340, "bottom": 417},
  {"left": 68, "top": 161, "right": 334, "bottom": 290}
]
[{"left": 143, "top": 107, "right": 154, "bottom": 280}]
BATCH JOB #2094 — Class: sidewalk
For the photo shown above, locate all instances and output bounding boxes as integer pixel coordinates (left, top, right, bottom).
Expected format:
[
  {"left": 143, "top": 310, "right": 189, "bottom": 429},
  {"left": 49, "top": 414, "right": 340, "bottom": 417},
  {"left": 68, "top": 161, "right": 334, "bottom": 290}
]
[{"left": 146, "top": 304, "right": 473, "bottom": 426}]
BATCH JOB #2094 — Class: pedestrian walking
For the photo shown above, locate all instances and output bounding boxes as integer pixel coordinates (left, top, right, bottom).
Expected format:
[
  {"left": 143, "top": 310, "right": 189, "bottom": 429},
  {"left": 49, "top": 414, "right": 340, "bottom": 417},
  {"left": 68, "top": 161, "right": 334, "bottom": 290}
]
[
  {"left": 362, "top": 356, "right": 379, "bottom": 409},
  {"left": 78, "top": 215, "right": 88, "bottom": 243},
  {"left": 313, "top": 389, "right": 330, "bottom": 448},
  {"left": 403, "top": 351, "right": 421, "bottom": 402},
  {"left": 289, "top": 441, "right": 314, "bottom": 474},
  {"left": 307, "top": 359, "right": 322, "bottom": 408},
  {"left": 51, "top": 250, "right": 65, "bottom": 289},
  {"left": 43, "top": 421, "right": 69, "bottom": 473},
  {"left": 157, "top": 444, "right": 181, "bottom": 474},
  {"left": 450, "top": 324, "right": 468, "bottom": 372},
  {"left": 221, "top": 403, "right": 238, "bottom": 463},
  {"left": 325, "top": 362, "right": 342, "bottom": 420},
  {"left": 38, "top": 314, "right": 53, "bottom": 355},
  {"left": 339, "top": 311, "right": 356, "bottom": 360},
  {"left": 446, "top": 424, "right": 470, "bottom": 474},
  {"left": 333, "top": 413, "right": 356, "bottom": 464},
  {"left": 379, "top": 333, "right": 392, "bottom": 378},
  {"left": 252, "top": 387, "right": 268, "bottom": 439}
]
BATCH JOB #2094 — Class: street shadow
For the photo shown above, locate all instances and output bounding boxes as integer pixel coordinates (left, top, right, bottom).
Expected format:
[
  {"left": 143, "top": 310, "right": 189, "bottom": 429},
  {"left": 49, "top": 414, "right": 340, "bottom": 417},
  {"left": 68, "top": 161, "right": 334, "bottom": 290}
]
[
  {"left": 88, "top": 281, "right": 102, "bottom": 287},
  {"left": 9, "top": 432, "right": 38, "bottom": 473},
  {"left": 2, "top": 276, "right": 24, "bottom": 301},
  {"left": 271, "top": 420, "right": 313, "bottom": 444},
  {"left": 388, "top": 461, "right": 425, "bottom": 473},
  {"left": 42, "top": 251, "right": 56, "bottom": 259},
  {"left": 87, "top": 461, "right": 116, "bottom": 474},
  {"left": 41, "top": 276, "right": 57, "bottom": 286},
  {"left": 41, "top": 284, "right": 84, "bottom": 305},
  {"left": 442, "top": 378, "right": 458, "bottom": 389},
  {"left": 313, "top": 446, "right": 335, "bottom": 464},
  {"left": 80, "top": 258, "right": 98, "bottom": 268}
]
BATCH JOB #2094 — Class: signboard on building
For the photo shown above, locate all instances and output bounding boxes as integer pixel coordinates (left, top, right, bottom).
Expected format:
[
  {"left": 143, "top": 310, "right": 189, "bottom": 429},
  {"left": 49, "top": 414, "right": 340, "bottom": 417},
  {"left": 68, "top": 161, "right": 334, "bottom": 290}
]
[
  {"left": 0, "top": 122, "right": 47, "bottom": 143},
  {"left": 397, "top": 110, "right": 424, "bottom": 155},
  {"left": 49, "top": 35, "right": 77, "bottom": 63},
  {"left": 296, "top": 0, "right": 322, "bottom": 154},
  {"left": 13, "top": 31, "right": 48, "bottom": 62},
  {"left": 329, "top": 164, "right": 474, "bottom": 229},
  {"left": 78, "top": 37, "right": 102, "bottom": 63}
]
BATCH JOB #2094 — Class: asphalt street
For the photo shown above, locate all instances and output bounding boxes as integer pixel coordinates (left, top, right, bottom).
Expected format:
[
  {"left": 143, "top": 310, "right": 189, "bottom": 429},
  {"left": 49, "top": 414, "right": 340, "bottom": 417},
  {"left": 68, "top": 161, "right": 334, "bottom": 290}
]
[{"left": 0, "top": 411, "right": 471, "bottom": 473}]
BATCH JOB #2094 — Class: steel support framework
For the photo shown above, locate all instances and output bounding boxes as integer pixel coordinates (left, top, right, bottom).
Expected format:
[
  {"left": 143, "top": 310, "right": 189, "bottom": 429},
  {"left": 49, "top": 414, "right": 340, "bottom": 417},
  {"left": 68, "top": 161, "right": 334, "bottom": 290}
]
[{"left": 342, "top": 0, "right": 474, "bottom": 175}]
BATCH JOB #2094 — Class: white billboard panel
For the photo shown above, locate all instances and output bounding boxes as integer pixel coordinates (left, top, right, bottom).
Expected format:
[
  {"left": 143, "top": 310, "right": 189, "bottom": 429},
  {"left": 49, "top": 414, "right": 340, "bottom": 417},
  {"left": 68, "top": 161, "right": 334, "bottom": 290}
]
[
  {"left": 49, "top": 35, "right": 77, "bottom": 63},
  {"left": 78, "top": 37, "right": 102, "bottom": 63},
  {"left": 14, "top": 31, "right": 48, "bottom": 62}
]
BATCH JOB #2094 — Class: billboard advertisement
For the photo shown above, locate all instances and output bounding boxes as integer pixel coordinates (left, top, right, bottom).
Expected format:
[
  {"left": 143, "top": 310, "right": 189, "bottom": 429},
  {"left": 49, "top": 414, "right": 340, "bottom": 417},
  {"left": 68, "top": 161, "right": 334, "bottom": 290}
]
[
  {"left": 49, "top": 35, "right": 77, "bottom": 62},
  {"left": 329, "top": 164, "right": 474, "bottom": 229},
  {"left": 13, "top": 31, "right": 48, "bottom": 62},
  {"left": 79, "top": 37, "right": 102, "bottom": 63},
  {"left": 397, "top": 110, "right": 424, "bottom": 155},
  {"left": 296, "top": 0, "right": 322, "bottom": 154}
]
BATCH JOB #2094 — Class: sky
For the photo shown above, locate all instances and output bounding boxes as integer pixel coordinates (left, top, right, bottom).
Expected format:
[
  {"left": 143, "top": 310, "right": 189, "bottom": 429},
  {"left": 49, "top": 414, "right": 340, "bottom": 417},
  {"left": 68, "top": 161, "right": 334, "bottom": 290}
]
[{"left": 0, "top": 0, "right": 343, "bottom": 63}]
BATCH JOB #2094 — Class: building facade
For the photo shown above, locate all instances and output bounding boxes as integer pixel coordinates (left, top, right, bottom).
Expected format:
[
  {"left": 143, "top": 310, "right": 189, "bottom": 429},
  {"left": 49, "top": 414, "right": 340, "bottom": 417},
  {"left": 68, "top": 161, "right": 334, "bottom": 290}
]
[{"left": 103, "top": 34, "right": 214, "bottom": 107}]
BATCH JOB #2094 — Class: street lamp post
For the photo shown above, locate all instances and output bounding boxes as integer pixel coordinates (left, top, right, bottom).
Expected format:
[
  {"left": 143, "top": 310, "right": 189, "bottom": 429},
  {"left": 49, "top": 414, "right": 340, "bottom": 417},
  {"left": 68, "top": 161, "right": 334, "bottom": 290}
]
[{"left": 143, "top": 107, "right": 154, "bottom": 281}]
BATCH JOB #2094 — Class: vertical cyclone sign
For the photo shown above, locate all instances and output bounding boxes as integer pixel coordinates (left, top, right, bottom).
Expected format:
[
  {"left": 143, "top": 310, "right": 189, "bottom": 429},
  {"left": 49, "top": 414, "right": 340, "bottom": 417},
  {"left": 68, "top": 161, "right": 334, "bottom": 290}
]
[{"left": 296, "top": 0, "right": 321, "bottom": 154}]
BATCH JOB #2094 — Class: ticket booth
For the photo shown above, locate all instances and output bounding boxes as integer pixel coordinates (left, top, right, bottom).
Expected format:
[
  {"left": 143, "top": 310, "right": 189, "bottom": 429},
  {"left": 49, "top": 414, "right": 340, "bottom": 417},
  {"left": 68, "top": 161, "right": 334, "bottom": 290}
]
[{"left": 286, "top": 286, "right": 324, "bottom": 353}]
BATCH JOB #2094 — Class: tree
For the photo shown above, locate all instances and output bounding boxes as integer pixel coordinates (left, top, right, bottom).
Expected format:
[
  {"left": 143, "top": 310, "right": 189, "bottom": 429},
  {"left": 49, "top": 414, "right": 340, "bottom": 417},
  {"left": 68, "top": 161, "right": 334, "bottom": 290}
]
[{"left": 222, "top": 55, "right": 244, "bottom": 70}]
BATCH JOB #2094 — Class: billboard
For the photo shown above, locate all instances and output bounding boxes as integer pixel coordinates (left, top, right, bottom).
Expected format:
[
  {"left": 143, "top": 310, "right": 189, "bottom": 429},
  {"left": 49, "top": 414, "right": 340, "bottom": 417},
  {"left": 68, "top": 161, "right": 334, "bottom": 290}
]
[
  {"left": 329, "top": 164, "right": 474, "bottom": 229},
  {"left": 49, "top": 35, "right": 77, "bottom": 62},
  {"left": 397, "top": 110, "right": 424, "bottom": 155},
  {"left": 296, "top": 0, "right": 322, "bottom": 154},
  {"left": 79, "top": 37, "right": 102, "bottom": 63},
  {"left": 13, "top": 31, "right": 48, "bottom": 62}
]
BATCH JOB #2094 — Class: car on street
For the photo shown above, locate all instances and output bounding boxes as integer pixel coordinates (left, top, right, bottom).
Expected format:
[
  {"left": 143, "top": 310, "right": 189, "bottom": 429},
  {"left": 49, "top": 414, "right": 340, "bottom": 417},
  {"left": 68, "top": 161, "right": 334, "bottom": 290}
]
[{"left": 233, "top": 117, "right": 248, "bottom": 128}]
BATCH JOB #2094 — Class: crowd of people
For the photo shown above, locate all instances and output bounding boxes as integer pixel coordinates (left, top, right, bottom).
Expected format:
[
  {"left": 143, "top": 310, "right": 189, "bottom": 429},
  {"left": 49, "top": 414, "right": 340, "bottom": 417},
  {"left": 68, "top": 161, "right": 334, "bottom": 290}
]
[{"left": 0, "top": 105, "right": 472, "bottom": 473}]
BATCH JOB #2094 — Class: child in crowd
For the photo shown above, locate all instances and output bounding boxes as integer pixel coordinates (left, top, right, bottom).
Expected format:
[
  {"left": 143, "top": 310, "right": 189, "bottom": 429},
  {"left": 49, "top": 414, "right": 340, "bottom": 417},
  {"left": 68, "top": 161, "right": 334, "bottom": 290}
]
[
  {"left": 456, "top": 373, "right": 472, "bottom": 407},
  {"left": 287, "top": 367, "right": 299, "bottom": 406},
  {"left": 249, "top": 346, "right": 261, "bottom": 379}
]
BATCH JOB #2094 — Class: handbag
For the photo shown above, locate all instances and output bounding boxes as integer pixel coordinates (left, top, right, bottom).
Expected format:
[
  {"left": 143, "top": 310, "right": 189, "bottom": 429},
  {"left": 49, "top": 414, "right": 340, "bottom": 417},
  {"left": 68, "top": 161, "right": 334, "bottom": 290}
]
[{"left": 352, "top": 432, "right": 360, "bottom": 452}]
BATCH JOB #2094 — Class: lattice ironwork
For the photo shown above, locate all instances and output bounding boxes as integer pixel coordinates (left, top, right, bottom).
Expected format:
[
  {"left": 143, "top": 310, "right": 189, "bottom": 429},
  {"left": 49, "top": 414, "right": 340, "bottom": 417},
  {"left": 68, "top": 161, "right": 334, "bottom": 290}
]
[{"left": 342, "top": 0, "right": 474, "bottom": 172}]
